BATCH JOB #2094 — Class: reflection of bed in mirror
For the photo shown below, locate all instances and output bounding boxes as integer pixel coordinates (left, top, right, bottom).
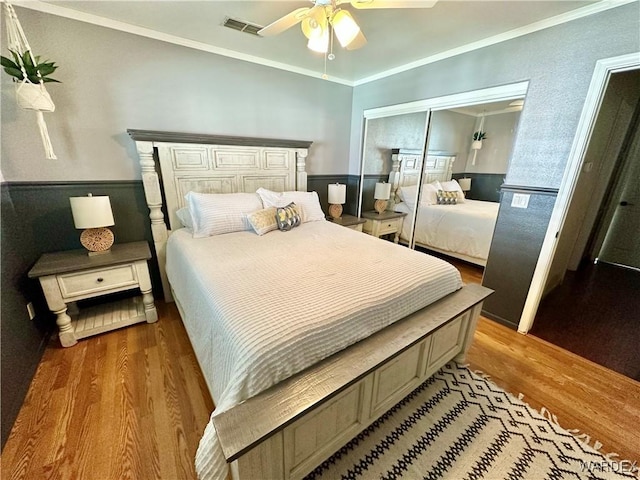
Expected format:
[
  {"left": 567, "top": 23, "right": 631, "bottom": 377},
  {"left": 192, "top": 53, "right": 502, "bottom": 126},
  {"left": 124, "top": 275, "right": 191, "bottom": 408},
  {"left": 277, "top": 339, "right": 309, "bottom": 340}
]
[{"left": 390, "top": 149, "right": 499, "bottom": 267}]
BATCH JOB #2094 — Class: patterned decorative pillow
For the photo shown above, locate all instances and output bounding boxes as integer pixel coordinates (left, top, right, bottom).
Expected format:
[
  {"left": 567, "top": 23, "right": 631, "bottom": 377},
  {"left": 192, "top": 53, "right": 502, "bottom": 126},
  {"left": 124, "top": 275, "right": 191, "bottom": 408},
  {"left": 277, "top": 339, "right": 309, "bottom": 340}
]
[
  {"left": 440, "top": 179, "right": 466, "bottom": 203},
  {"left": 437, "top": 190, "right": 458, "bottom": 205},
  {"left": 256, "top": 188, "right": 326, "bottom": 223},
  {"left": 275, "top": 202, "right": 301, "bottom": 231},
  {"left": 247, "top": 207, "right": 278, "bottom": 236}
]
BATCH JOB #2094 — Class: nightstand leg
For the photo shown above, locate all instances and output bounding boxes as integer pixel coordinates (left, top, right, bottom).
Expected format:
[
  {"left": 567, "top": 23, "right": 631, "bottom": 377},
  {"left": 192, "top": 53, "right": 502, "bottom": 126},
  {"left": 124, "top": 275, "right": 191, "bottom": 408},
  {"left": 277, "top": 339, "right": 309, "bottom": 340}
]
[
  {"left": 142, "top": 289, "right": 158, "bottom": 323},
  {"left": 54, "top": 307, "right": 77, "bottom": 347},
  {"left": 394, "top": 232, "right": 400, "bottom": 244}
]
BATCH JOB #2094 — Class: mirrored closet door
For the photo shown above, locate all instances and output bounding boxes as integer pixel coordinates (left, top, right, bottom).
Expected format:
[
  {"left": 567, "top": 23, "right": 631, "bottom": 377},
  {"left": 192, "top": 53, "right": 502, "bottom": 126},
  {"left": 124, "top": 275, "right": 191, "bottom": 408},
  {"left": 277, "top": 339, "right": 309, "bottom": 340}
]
[{"left": 358, "top": 84, "right": 527, "bottom": 268}]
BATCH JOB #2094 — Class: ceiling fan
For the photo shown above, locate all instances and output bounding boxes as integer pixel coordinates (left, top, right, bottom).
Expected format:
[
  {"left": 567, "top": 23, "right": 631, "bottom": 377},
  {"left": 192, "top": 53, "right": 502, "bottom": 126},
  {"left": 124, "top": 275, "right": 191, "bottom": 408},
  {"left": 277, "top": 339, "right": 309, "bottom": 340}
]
[{"left": 258, "top": 0, "right": 438, "bottom": 55}]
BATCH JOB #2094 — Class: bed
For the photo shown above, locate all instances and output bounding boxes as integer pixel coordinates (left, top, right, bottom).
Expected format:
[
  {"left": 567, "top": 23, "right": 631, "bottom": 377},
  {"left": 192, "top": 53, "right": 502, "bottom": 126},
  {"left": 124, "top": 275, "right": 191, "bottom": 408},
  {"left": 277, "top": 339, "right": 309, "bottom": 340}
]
[
  {"left": 129, "top": 130, "right": 492, "bottom": 480},
  {"left": 390, "top": 149, "right": 499, "bottom": 266}
]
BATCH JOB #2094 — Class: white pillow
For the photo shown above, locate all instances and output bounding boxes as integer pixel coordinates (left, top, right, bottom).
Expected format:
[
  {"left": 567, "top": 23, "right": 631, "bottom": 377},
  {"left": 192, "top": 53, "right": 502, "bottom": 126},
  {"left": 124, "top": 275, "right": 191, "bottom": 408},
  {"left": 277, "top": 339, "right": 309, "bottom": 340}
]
[
  {"left": 398, "top": 184, "right": 417, "bottom": 208},
  {"left": 440, "top": 179, "right": 466, "bottom": 203},
  {"left": 176, "top": 207, "right": 193, "bottom": 229},
  {"left": 185, "top": 191, "right": 263, "bottom": 238},
  {"left": 398, "top": 181, "right": 442, "bottom": 209},
  {"left": 420, "top": 183, "right": 440, "bottom": 205},
  {"left": 256, "top": 188, "right": 325, "bottom": 223}
]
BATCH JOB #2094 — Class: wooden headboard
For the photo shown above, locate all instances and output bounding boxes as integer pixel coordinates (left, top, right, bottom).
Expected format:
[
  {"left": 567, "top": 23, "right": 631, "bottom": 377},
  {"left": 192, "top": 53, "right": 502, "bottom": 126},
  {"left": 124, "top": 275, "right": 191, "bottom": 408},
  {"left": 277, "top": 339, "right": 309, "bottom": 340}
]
[
  {"left": 389, "top": 149, "right": 456, "bottom": 204},
  {"left": 128, "top": 129, "right": 312, "bottom": 300}
]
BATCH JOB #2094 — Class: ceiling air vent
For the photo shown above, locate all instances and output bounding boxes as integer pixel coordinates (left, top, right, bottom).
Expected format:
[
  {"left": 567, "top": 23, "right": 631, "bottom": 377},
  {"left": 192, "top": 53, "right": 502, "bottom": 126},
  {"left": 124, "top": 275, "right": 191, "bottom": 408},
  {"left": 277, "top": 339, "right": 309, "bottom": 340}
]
[{"left": 223, "top": 17, "right": 263, "bottom": 36}]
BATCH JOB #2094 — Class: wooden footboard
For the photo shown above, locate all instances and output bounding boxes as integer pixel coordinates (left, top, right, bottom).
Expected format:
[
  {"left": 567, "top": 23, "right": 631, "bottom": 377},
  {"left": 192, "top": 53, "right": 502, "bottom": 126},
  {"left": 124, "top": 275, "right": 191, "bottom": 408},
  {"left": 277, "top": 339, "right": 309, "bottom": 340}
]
[{"left": 213, "top": 284, "right": 491, "bottom": 480}]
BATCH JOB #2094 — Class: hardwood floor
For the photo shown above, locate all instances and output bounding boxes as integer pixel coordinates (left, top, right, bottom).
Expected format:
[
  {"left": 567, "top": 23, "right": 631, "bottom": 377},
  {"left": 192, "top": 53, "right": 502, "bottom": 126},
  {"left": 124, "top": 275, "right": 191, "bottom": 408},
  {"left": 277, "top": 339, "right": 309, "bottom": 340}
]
[
  {"left": 2, "top": 261, "right": 638, "bottom": 479},
  {"left": 1, "top": 302, "right": 214, "bottom": 480},
  {"left": 467, "top": 318, "right": 640, "bottom": 463}
]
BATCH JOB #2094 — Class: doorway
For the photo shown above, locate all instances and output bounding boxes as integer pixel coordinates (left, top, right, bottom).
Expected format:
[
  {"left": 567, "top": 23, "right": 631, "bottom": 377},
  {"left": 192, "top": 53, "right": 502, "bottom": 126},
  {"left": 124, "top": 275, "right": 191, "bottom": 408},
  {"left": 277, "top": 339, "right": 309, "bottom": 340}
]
[{"left": 530, "top": 69, "right": 640, "bottom": 381}]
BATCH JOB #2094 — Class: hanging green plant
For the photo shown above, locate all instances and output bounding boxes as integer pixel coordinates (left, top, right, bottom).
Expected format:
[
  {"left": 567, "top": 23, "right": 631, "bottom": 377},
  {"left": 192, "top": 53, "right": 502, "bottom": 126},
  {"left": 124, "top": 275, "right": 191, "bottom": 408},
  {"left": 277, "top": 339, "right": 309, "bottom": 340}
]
[
  {"left": 0, "top": 50, "right": 60, "bottom": 83},
  {"left": 472, "top": 131, "right": 487, "bottom": 141}
]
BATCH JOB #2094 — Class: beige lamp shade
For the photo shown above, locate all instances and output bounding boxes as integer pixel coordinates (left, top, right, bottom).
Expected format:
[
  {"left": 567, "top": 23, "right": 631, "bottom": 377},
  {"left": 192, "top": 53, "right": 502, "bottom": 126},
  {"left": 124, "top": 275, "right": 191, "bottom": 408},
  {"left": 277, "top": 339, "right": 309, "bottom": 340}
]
[
  {"left": 328, "top": 183, "right": 346, "bottom": 204},
  {"left": 374, "top": 182, "right": 391, "bottom": 200},
  {"left": 458, "top": 178, "right": 472, "bottom": 191},
  {"left": 70, "top": 195, "right": 115, "bottom": 229}
]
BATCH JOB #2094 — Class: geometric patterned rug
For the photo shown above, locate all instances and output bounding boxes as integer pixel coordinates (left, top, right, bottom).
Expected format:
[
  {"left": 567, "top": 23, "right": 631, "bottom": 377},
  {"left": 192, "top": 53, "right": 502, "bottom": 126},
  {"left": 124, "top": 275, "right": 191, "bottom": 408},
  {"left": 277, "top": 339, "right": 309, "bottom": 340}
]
[{"left": 304, "top": 363, "right": 638, "bottom": 480}]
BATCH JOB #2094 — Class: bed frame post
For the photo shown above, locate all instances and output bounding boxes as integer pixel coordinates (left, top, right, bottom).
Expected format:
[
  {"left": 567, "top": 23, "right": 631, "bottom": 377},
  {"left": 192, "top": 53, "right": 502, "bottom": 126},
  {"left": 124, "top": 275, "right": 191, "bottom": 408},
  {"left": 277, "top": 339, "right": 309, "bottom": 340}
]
[
  {"left": 389, "top": 150, "right": 401, "bottom": 205},
  {"left": 296, "top": 149, "right": 308, "bottom": 191},
  {"left": 133, "top": 139, "right": 173, "bottom": 303}
]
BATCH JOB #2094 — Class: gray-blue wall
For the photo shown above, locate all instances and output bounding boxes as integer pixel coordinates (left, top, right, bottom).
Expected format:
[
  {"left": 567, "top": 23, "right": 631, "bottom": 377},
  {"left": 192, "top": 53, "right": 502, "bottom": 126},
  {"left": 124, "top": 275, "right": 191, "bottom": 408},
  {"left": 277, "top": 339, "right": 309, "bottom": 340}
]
[
  {"left": 1, "top": 7, "right": 354, "bottom": 181},
  {"left": 349, "top": 3, "right": 639, "bottom": 327},
  {"left": 1, "top": 2, "right": 638, "bottom": 446}
]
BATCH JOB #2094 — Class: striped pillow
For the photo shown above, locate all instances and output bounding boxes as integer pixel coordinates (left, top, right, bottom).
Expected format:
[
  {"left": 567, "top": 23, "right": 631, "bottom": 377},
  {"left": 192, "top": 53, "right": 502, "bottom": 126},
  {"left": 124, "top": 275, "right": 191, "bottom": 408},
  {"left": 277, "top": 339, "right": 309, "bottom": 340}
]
[{"left": 185, "top": 191, "right": 263, "bottom": 238}]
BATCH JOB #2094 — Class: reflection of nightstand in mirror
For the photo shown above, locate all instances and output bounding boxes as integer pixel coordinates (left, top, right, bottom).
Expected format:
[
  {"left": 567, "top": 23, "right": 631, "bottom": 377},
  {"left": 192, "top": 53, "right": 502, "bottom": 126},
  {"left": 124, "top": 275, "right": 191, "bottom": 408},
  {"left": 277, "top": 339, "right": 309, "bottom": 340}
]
[
  {"left": 326, "top": 214, "right": 366, "bottom": 232},
  {"left": 362, "top": 211, "right": 407, "bottom": 243}
]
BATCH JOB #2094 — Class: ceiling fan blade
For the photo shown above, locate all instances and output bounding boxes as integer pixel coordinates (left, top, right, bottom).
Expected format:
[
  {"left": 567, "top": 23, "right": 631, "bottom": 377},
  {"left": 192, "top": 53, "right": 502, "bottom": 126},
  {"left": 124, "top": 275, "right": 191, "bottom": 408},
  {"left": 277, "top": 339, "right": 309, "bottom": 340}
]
[
  {"left": 346, "top": 30, "right": 367, "bottom": 50},
  {"left": 258, "top": 7, "right": 310, "bottom": 37},
  {"left": 350, "top": 0, "right": 438, "bottom": 9}
]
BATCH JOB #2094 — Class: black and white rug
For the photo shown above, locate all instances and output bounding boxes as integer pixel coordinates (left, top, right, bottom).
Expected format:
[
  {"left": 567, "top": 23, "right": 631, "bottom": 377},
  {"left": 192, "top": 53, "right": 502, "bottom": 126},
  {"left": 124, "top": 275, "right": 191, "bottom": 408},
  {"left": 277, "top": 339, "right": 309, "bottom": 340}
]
[{"left": 305, "top": 363, "right": 638, "bottom": 480}]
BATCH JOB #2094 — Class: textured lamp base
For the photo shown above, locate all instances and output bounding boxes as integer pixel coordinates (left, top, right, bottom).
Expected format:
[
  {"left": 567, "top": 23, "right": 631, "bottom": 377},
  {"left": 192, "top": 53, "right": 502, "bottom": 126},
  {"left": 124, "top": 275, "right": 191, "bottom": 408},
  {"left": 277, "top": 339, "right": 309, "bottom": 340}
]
[
  {"left": 328, "top": 203, "right": 343, "bottom": 219},
  {"left": 80, "top": 227, "right": 115, "bottom": 255},
  {"left": 374, "top": 199, "right": 388, "bottom": 214}
]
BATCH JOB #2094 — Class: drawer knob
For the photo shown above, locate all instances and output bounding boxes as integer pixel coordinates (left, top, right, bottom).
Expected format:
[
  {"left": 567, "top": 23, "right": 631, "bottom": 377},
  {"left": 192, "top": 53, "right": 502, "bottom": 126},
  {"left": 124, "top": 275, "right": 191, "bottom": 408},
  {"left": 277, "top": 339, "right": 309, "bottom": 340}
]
[{"left": 96, "top": 277, "right": 104, "bottom": 283}]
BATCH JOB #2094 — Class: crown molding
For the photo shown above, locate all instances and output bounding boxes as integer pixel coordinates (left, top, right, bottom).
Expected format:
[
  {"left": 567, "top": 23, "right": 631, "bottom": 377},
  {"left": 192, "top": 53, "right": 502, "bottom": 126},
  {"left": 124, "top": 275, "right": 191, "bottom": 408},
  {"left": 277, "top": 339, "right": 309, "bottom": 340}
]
[
  {"left": 12, "top": 0, "right": 355, "bottom": 86},
  {"left": 353, "top": 0, "right": 637, "bottom": 86},
  {"left": 13, "top": 0, "right": 636, "bottom": 87}
]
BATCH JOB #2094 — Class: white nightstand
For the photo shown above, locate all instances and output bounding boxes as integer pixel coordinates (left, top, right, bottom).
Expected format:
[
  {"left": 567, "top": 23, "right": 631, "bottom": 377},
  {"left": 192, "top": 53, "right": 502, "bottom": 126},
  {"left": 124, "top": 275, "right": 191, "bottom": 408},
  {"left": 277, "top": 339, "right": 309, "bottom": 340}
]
[
  {"left": 326, "top": 214, "right": 367, "bottom": 232},
  {"left": 361, "top": 211, "right": 407, "bottom": 243},
  {"left": 28, "top": 241, "right": 158, "bottom": 347}
]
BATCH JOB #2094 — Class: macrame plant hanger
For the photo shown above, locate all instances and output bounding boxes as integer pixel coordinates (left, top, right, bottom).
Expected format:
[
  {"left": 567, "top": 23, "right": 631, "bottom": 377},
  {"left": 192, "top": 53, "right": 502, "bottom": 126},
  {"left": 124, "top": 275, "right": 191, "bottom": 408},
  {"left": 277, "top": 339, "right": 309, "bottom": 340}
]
[
  {"left": 471, "top": 113, "right": 485, "bottom": 166},
  {"left": 4, "top": 2, "right": 57, "bottom": 159}
]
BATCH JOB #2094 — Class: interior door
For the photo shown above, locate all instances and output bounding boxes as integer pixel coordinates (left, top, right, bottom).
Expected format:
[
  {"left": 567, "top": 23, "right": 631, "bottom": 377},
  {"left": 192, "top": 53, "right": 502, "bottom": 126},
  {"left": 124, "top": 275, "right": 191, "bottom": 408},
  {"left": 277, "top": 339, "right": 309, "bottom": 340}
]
[{"left": 597, "top": 121, "right": 640, "bottom": 269}]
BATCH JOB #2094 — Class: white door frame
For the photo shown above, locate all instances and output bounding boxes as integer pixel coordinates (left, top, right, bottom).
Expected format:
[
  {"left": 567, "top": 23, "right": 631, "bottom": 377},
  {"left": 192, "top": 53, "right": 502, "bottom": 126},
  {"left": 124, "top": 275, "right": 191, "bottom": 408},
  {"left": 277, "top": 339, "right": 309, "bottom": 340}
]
[{"left": 518, "top": 52, "right": 640, "bottom": 333}]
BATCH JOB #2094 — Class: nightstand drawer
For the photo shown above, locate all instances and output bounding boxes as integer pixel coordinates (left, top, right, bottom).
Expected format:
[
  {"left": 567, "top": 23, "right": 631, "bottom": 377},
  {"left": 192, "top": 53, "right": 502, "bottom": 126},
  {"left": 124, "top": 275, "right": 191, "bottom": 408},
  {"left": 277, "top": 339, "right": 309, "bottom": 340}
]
[
  {"left": 58, "top": 264, "right": 138, "bottom": 298},
  {"left": 365, "top": 217, "right": 402, "bottom": 235},
  {"left": 377, "top": 218, "right": 402, "bottom": 234}
]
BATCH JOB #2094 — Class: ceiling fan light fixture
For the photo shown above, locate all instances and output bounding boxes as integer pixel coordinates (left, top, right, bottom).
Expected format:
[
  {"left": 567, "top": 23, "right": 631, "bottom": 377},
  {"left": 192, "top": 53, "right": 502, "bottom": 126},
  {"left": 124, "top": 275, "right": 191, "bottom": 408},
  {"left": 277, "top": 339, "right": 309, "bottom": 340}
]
[
  {"left": 307, "top": 28, "right": 329, "bottom": 53},
  {"left": 332, "top": 9, "right": 360, "bottom": 48},
  {"left": 301, "top": 5, "right": 327, "bottom": 40}
]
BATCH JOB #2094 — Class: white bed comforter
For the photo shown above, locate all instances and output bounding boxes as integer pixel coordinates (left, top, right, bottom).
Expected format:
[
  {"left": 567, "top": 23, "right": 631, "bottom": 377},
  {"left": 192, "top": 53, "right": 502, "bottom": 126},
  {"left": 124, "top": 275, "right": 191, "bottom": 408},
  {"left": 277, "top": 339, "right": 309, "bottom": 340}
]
[
  {"left": 396, "top": 199, "right": 499, "bottom": 262},
  {"left": 166, "top": 221, "right": 462, "bottom": 479}
]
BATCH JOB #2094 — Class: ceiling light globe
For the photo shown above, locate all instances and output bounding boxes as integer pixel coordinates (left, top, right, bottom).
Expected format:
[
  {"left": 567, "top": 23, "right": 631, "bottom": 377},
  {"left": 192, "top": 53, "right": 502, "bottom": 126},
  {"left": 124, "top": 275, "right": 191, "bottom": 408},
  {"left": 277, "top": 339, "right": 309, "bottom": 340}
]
[
  {"left": 307, "top": 29, "right": 329, "bottom": 53},
  {"left": 332, "top": 10, "right": 360, "bottom": 48}
]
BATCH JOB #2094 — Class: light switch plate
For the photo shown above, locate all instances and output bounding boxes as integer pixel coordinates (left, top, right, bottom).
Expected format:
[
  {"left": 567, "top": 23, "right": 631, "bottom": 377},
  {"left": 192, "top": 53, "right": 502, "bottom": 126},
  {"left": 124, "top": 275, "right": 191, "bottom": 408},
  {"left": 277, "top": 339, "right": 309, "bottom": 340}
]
[{"left": 511, "top": 193, "right": 530, "bottom": 209}]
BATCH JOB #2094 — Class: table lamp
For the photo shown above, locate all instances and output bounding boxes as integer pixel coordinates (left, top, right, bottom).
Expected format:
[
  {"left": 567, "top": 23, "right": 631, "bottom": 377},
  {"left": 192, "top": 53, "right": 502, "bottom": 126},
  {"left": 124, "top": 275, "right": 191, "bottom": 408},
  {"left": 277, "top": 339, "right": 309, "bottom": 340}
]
[
  {"left": 374, "top": 182, "right": 391, "bottom": 214},
  {"left": 458, "top": 177, "right": 472, "bottom": 197},
  {"left": 328, "top": 183, "right": 346, "bottom": 219},
  {"left": 70, "top": 194, "right": 115, "bottom": 255}
]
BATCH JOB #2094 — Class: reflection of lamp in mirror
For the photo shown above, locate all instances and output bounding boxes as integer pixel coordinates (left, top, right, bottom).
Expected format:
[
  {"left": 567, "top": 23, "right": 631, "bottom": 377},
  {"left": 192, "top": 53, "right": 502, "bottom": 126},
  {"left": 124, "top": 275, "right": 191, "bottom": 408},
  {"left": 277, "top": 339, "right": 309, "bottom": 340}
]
[
  {"left": 328, "top": 183, "right": 346, "bottom": 219},
  {"left": 374, "top": 182, "right": 391, "bottom": 214},
  {"left": 458, "top": 177, "right": 471, "bottom": 197},
  {"left": 70, "top": 194, "right": 115, "bottom": 255}
]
